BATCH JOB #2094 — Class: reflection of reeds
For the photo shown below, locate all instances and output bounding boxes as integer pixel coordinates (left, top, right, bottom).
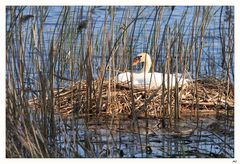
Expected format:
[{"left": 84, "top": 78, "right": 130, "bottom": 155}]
[{"left": 6, "top": 6, "right": 234, "bottom": 157}]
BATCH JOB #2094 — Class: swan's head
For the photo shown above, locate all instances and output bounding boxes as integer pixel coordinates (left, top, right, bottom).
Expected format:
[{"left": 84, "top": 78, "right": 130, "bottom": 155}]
[{"left": 132, "top": 53, "right": 151, "bottom": 66}]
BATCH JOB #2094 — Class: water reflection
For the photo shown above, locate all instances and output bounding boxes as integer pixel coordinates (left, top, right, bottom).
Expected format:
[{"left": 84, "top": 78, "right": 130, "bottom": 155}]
[{"left": 56, "top": 114, "right": 234, "bottom": 158}]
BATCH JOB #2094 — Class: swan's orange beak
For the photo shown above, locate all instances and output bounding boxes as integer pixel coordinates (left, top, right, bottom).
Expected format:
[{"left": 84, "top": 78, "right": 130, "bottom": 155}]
[{"left": 132, "top": 56, "right": 141, "bottom": 66}]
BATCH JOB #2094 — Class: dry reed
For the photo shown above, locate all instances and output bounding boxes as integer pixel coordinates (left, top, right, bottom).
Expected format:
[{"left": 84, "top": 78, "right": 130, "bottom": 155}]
[{"left": 6, "top": 6, "right": 234, "bottom": 158}]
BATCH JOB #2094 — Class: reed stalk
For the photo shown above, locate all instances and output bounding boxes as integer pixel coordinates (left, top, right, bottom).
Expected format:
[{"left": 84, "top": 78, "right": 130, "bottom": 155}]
[{"left": 6, "top": 6, "right": 234, "bottom": 158}]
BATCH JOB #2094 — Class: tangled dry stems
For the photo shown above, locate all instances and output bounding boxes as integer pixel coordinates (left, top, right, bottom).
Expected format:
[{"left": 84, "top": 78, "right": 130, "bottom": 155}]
[{"left": 28, "top": 77, "right": 234, "bottom": 118}]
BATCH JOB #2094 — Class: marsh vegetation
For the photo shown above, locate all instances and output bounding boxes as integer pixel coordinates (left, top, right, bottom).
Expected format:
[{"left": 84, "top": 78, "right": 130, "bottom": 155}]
[{"left": 6, "top": 6, "right": 234, "bottom": 158}]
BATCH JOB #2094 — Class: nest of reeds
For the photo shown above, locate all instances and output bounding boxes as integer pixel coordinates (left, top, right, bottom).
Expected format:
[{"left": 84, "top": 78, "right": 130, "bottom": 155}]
[{"left": 28, "top": 77, "right": 234, "bottom": 118}]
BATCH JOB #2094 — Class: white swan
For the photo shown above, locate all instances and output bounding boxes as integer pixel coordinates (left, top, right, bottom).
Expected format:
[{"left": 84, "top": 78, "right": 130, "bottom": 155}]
[{"left": 117, "top": 53, "right": 191, "bottom": 90}]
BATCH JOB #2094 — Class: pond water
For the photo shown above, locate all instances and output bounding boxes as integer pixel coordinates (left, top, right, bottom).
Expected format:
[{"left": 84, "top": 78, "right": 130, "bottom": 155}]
[
  {"left": 55, "top": 114, "right": 234, "bottom": 158},
  {"left": 6, "top": 6, "right": 234, "bottom": 158},
  {"left": 6, "top": 6, "right": 234, "bottom": 84}
]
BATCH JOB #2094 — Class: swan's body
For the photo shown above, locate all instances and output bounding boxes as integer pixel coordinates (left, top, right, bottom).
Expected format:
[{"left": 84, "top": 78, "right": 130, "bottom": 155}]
[
  {"left": 117, "top": 53, "right": 191, "bottom": 90},
  {"left": 118, "top": 72, "right": 189, "bottom": 89}
]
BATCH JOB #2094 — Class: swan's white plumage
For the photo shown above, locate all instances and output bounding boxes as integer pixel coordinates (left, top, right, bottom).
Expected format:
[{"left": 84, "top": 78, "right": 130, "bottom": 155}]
[
  {"left": 117, "top": 53, "right": 191, "bottom": 90},
  {"left": 117, "top": 72, "right": 190, "bottom": 89}
]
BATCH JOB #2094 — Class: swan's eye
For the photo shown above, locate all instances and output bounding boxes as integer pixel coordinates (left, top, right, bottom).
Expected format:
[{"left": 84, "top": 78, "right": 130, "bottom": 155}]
[{"left": 134, "top": 56, "right": 141, "bottom": 61}]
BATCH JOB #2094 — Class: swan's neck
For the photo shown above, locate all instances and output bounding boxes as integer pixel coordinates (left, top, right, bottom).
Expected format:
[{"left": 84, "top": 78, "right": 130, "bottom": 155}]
[{"left": 140, "top": 56, "right": 152, "bottom": 74}]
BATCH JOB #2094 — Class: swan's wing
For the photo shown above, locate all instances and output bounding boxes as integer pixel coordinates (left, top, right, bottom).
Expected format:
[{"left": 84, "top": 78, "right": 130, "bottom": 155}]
[{"left": 118, "top": 72, "right": 131, "bottom": 82}]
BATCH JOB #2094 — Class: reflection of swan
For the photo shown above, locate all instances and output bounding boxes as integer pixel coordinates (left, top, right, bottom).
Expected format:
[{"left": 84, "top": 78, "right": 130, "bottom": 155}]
[{"left": 117, "top": 53, "right": 191, "bottom": 90}]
